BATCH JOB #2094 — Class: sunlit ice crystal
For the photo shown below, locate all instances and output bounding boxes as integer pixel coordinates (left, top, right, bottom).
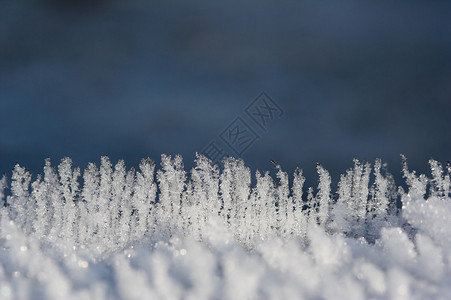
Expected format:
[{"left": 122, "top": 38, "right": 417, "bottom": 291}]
[{"left": 0, "top": 154, "right": 450, "bottom": 299}]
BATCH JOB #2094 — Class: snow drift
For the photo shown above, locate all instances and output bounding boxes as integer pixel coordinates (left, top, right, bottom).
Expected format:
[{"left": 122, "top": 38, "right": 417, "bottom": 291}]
[{"left": 0, "top": 154, "right": 450, "bottom": 299}]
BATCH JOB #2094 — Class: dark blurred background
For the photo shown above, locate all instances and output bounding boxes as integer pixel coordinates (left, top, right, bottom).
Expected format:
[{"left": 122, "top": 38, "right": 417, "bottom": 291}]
[{"left": 1, "top": 0, "right": 450, "bottom": 190}]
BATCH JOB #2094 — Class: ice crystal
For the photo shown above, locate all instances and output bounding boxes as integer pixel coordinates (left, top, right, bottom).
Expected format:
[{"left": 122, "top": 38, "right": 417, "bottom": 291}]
[{"left": 0, "top": 154, "right": 450, "bottom": 299}]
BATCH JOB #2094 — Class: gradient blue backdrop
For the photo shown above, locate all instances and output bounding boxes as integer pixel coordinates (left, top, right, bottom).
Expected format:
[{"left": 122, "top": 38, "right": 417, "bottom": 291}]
[{"left": 1, "top": 0, "right": 450, "bottom": 189}]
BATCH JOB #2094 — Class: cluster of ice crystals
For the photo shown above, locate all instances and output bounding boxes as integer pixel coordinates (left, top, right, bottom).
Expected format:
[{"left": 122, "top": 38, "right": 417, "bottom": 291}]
[{"left": 0, "top": 154, "right": 450, "bottom": 299}]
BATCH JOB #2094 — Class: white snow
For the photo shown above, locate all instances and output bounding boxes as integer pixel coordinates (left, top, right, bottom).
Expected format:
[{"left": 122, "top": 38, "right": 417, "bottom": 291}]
[{"left": 0, "top": 154, "right": 450, "bottom": 299}]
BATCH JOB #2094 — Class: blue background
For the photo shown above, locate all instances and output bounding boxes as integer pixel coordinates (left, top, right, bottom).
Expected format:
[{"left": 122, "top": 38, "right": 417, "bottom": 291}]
[{"left": 1, "top": 0, "right": 450, "bottom": 189}]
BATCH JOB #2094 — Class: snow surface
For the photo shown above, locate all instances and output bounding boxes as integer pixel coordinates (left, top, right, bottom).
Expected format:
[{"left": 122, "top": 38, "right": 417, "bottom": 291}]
[{"left": 0, "top": 154, "right": 450, "bottom": 299}]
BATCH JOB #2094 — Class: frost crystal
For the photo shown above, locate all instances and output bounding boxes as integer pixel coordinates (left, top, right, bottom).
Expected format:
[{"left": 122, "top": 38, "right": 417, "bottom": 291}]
[
  {"left": 0, "top": 174, "right": 7, "bottom": 205},
  {"left": 0, "top": 154, "right": 450, "bottom": 299}
]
